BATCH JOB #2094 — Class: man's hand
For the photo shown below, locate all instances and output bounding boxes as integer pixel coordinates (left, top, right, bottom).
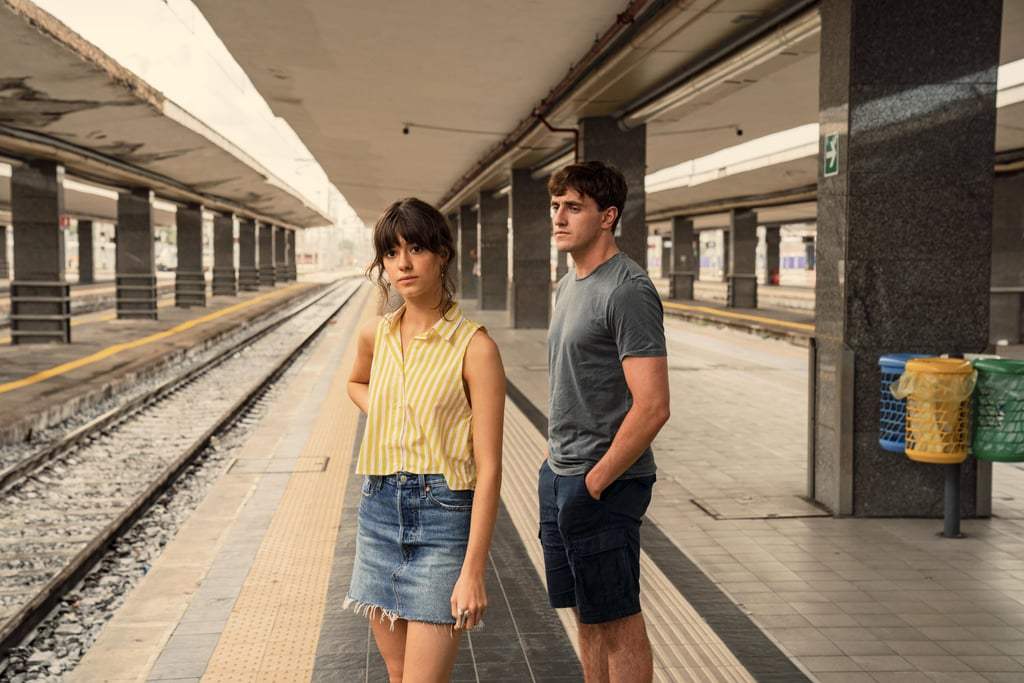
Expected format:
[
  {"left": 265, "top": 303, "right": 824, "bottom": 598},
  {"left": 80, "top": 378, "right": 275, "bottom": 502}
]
[{"left": 584, "top": 468, "right": 607, "bottom": 500}]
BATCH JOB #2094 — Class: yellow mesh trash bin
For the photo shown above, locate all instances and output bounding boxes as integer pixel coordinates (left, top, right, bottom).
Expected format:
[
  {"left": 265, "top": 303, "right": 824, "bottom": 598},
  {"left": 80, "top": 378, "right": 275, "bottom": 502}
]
[{"left": 891, "top": 358, "right": 976, "bottom": 464}]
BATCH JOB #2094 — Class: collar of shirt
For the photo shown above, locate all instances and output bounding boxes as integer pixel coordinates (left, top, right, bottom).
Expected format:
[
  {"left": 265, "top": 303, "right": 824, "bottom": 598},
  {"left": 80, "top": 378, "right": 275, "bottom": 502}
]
[{"left": 384, "top": 302, "right": 464, "bottom": 343}]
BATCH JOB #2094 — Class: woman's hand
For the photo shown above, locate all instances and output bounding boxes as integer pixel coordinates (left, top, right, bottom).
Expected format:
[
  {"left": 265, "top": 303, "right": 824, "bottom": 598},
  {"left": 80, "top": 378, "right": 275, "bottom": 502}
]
[{"left": 450, "top": 571, "right": 487, "bottom": 631}]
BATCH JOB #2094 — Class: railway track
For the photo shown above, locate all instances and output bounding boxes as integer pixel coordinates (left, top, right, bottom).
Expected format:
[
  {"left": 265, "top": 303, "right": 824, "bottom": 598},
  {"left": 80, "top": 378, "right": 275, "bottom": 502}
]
[{"left": 0, "top": 278, "right": 365, "bottom": 660}]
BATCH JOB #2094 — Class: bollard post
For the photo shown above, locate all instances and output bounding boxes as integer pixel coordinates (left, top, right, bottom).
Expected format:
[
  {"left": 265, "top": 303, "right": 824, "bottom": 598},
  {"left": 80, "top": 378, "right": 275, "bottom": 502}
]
[{"left": 942, "top": 462, "right": 963, "bottom": 538}]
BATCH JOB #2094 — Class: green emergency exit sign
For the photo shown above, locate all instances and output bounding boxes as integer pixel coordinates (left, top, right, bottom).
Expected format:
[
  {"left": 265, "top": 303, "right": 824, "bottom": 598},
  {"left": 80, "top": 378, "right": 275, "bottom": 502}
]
[{"left": 824, "top": 133, "right": 839, "bottom": 177}]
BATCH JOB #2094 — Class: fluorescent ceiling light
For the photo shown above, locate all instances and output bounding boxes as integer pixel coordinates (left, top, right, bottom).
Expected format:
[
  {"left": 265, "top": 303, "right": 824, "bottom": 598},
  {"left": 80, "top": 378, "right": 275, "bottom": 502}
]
[{"left": 646, "top": 57, "right": 1024, "bottom": 195}]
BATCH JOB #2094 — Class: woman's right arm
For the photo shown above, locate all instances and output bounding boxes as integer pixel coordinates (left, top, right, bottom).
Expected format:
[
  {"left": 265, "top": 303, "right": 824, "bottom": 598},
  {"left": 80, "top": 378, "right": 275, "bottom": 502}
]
[{"left": 347, "top": 319, "right": 379, "bottom": 413}]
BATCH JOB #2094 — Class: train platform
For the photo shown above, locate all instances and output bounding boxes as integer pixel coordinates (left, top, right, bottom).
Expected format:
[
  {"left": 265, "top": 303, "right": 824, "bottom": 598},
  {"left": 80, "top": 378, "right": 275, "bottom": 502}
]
[
  {"left": 65, "top": 292, "right": 1024, "bottom": 683},
  {"left": 0, "top": 275, "right": 336, "bottom": 448},
  {"left": 660, "top": 298, "right": 814, "bottom": 347}
]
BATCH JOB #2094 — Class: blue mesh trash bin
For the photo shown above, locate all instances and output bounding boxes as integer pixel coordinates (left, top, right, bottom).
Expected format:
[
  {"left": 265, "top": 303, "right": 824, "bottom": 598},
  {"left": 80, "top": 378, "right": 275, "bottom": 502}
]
[{"left": 879, "top": 353, "right": 931, "bottom": 453}]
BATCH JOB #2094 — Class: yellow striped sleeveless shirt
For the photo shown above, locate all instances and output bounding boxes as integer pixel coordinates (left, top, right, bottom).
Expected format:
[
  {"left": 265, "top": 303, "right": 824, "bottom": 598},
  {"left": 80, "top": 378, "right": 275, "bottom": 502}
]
[{"left": 356, "top": 303, "right": 483, "bottom": 490}]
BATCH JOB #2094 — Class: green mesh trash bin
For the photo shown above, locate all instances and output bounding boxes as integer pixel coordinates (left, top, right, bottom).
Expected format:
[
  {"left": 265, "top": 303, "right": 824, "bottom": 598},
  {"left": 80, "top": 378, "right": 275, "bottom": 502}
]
[{"left": 972, "top": 358, "right": 1024, "bottom": 462}]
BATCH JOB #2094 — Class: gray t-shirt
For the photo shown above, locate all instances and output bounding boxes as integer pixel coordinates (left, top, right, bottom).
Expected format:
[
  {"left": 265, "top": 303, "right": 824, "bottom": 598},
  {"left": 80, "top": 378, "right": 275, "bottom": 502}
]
[{"left": 547, "top": 252, "right": 666, "bottom": 478}]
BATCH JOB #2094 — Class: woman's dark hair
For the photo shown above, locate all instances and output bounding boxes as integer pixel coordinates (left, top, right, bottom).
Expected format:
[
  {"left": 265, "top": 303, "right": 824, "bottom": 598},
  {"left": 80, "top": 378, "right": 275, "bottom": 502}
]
[
  {"left": 548, "top": 161, "right": 628, "bottom": 229},
  {"left": 366, "top": 197, "right": 457, "bottom": 316}
]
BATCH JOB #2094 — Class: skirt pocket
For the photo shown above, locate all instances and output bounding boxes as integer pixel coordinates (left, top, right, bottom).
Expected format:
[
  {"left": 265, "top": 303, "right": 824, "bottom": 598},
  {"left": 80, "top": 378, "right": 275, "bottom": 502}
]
[{"left": 425, "top": 481, "right": 474, "bottom": 512}]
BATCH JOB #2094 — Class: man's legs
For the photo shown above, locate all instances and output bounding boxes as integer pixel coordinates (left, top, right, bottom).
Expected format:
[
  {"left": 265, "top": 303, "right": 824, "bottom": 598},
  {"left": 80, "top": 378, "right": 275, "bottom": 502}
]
[{"left": 577, "top": 611, "right": 652, "bottom": 683}]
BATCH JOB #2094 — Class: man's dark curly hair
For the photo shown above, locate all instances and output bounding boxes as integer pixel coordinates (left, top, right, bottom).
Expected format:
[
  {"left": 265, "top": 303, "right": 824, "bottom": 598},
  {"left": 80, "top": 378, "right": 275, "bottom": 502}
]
[{"left": 548, "top": 161, "right": 628, "bottom": 229}]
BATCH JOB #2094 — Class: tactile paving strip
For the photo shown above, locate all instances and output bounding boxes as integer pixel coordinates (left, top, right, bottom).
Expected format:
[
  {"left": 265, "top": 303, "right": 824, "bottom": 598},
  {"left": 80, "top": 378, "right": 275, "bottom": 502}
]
[
  {"left": 201, "top": 289, "right": 373, "bottom": 682},
  {"left": 501, "top": 401, "right": 757, "bottom": 683}
]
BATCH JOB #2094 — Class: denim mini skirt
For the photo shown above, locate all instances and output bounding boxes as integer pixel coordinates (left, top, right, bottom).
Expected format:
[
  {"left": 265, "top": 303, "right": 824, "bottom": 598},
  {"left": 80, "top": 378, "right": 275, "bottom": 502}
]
[{"left": 345, "top": 472, "right": 474, "bottom": 627}]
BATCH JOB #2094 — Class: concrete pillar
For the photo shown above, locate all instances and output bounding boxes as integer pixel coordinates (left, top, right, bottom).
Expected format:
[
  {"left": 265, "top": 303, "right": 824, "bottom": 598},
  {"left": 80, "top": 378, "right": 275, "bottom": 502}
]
[
  {"left": 115, "top": 188, "right": 158, "bottom": 320},
  {"left": 579, "top": 116, "right": 646, "bottom": 268},
  {"left": 0, "top": 225, "right": 8, "bottom": 280},
  {"left": 508, "top": 169, "right": 551, "bottom": 328},
  {"left": 660, "top": 237, "right": 671, "bottom": 279},
  {"left": 175, "top": 203, "right": 206, "bottom": 307},
  {"left": 287, "top": 230, "right": 297, "bottom": 281},
  {"left": 274, "top": 226, "right": 287, "bottom": 282},
  {"left": 814, "top": 0, "right": 1000, "bottom": 517},
  {"left": 212, "top": 212, "right": 237, "bottom": 296},
  {"left": 77, "top": 220, "right": 94, "bottom": 284},
  {"left": 764, "top": 225, "right": 781, "bottom": 286},
  {"left": 238, "top": 218, "right": 259, "bottom": 291},
  {"left": 477, "top": 190, "right": 508, "bottom": 310},
  {"left": 258, "top": 222, "right": 276, "bottom": 287},
  {"left": 726, "top": 209, "right": 758, "bottom": 308},
  {"left": 457, "top": 205, "right": 477, "bottom": 300},
  {"left": 9, "top": 160, "right": 70, "bottom": 343},
  {"left": 990, "top": 172, "right": 1024, "bottom": 345},
  {"left": 669, "top": 216, "right": 696, "bottom": 300}
]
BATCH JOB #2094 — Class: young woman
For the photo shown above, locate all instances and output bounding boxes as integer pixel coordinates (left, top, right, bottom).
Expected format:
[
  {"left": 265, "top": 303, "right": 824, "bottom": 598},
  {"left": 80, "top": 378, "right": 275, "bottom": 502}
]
[{"left": 345, "top": 198, "right": 505, "bottom": 682}]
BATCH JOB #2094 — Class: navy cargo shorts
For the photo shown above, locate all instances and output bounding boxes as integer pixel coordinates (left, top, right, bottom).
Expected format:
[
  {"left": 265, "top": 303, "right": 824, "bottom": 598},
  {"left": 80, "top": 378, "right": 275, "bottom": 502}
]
[{"left": 537, "top": 459, "right": 655, "bottom": 624}]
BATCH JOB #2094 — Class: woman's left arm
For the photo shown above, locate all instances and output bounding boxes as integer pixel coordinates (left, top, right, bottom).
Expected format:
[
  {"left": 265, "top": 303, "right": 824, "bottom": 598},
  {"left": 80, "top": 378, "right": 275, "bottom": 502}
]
[{"left": 450, "top": 330, "right": 505, "bottom": 629}]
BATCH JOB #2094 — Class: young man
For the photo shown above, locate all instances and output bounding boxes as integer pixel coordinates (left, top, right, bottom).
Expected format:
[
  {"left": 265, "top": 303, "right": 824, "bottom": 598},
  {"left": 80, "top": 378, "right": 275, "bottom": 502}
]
[{"left": 539, "top": 161, "right": 670, "bottom": 682}]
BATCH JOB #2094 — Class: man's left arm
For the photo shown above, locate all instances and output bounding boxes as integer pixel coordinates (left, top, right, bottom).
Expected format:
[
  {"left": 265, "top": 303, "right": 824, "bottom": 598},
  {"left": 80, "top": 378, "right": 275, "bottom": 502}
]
[{"left": 585, "top": 354, "right": 670, "bottom": 499}]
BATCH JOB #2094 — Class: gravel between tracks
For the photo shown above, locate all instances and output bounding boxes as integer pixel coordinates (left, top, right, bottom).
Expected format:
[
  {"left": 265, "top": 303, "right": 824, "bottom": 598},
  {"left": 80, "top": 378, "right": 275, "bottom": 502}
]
[{"left": 0, "top": 281, "right": 362, "bottom": 681}]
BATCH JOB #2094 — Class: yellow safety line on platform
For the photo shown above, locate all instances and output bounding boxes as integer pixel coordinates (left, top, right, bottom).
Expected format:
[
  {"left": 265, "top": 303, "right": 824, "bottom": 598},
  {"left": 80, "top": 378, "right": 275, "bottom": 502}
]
[
  {"left": 202, "top": 289, "right": 371, "bottom": 682},
  {"left": 0, "top": 285, "right": 304, "bottom": 396},
  {"left": 662, "top": 300, "right": 815, "bottom": 333}
]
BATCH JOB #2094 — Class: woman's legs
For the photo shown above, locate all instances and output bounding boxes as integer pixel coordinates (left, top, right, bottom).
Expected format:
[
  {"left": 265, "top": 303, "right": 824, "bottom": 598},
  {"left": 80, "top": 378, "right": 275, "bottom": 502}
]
[
  {"left": 403, "top": 622, "right": 462, "bottom": 683},
  {"left": 371, "top": 617, "right": 408, "bottom": 682},
  {"left": 370, "top": 619, "right": 463, "bottom": 683}
]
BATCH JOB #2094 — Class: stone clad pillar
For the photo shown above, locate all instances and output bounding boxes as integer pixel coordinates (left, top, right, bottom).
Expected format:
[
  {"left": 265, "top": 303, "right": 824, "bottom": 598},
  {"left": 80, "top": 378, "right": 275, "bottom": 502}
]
[
  {"left": 579, "top": 116, "right": 646, "bottom": 268},
  {"left": 726, "top": 209, "right": 757, "bottom": 308},
  {"left": 212, "top": 212, "right": 237, "bottom": 296},
  {"left": 0, "top": 225, "right": 9, "bottom": 280},
  {"left": 457, "top": 204, "right": 477, "bottom": 300},
  {"left": 477, "top": 190, "right": 508, "bottom": 310},
  {"left": 764, "top": 225, "right": 781, "bottom": 286},
  {"left": 669, "top": 216, "right": 696, "bottom": 300},
  {"left": 77, "top": 219, "right": 94, "bottom": 284},
  {"left": 990, "top": 173, "right": 1024, "bottom": 345},
  {"left": 9, "top": 160, "right": 70, "bottom": 343},
  {"left": 116, "top": 188, "right": 158, "bottom": 319},
  {"left": 274, "top": 226, "right": 287, "bottom": 282},
  {"left": 258, "top": 222, "right": 276, "bottom": 287},
  {"left": 286, "top": 230, "right": 297, "bottom": 281},
  {"left": 175, "top": 203, "right": 205, "bottom": 307},
  {"left": 508, "top": 169, "right": 550, "bottom": 328},
  {"left": 813, "top": 0, "right": 1001, "bottom": 517},
  {"left": 237, "top": 218, "right": 259, "bottom": 291}
]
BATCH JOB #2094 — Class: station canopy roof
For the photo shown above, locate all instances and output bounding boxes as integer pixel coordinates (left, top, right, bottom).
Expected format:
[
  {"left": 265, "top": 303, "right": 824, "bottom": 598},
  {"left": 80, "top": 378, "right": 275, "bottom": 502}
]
[
  {"left": 0, "top": 0, "right": 330, "bottom": 228},
  {"left": 195, "top": 0, "right": 1024, "bottom": 224}
]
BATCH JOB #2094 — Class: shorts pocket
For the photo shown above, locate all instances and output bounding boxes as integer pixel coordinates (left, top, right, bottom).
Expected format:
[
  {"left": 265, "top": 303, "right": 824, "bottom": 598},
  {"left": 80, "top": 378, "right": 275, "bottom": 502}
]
[
  {"left": 426, "top": 482, "right": 474, "bottom": 512},
  {"left": 570, "top": 528, "right": 629, "bottom": 607}
]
